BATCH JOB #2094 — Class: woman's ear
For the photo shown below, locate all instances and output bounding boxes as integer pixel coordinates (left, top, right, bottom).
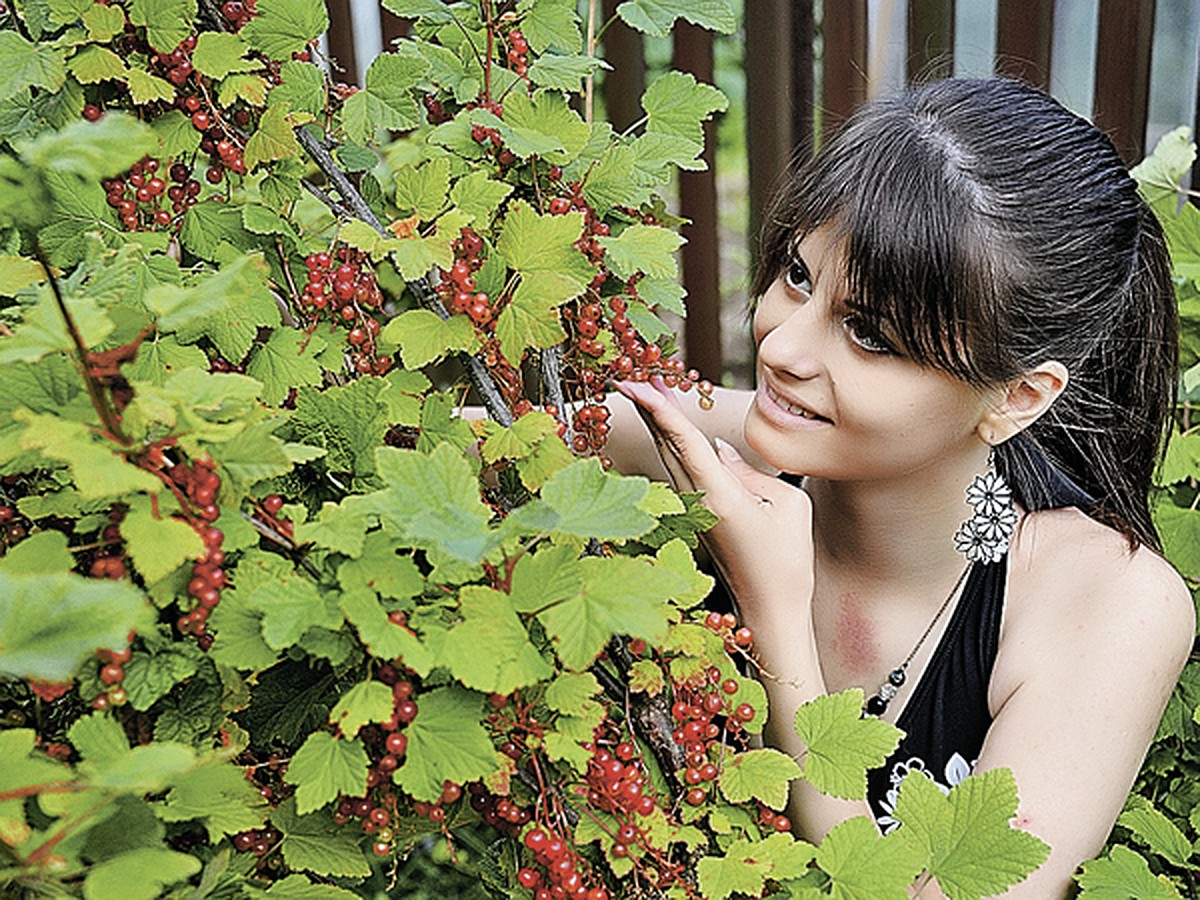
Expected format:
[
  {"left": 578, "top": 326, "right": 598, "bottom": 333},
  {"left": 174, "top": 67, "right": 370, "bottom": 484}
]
[{"left": 978, "top": 361, "right": 1068, "bottom": 445}]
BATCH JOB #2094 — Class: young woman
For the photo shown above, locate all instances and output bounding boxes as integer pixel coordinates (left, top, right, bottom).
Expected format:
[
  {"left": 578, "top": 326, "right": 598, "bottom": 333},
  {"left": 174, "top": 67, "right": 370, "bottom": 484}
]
[{"left": 607, "top": 78, "right": 1195, "bottom": 896}]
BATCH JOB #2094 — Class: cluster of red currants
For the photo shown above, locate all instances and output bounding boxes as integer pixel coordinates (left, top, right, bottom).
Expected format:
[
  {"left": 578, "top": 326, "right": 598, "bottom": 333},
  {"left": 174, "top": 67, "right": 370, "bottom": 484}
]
[
  {"left": 255, "top": 493, "right": 292, "bottom": 541},
  {"left": 519, "top": 825, "right": 609, "bottom": 900},
  {"left": 220, "top": 0, "right": 257, "bottom": 29},
  {"left": 90, "top": 643, "right": 132, "bottom": 711},
  {"left": 0, "top": 502, "right": 28, "bottom": 550},
  {"left": 188, "top": 96, "right": 249, "bottom": 182},
  {"left": 301, "top": 247, "right": 393, "bottom": 376},
  {"left": 466, "top": 780, "right": 531, "bottom": 833},
  {"left": 231, "top": 823, "right": 282, "bottom": 875},
  {"left": 102, "top": 158, "right": 175, "bottom": 232},
  {"left": 582, "top": 739, "right": 657, "bottom": 824},
  {"left": 167, "top": 457, "right": 226, "bottom": 644},
  {"left": 468, "top": 97, "right": 517, "bottom": 167},
  {"left": 506, "top": 29, "right": 530, "bottom": 77},
  {"left": 422, "top": 93, "right": 451, "bottom": 125},
  {"left": 151, "top": 33, "right": 197, "bottom": 87},
  {"left": 89, "top": 514, "right": 126, "bottom": 580},
  {"left": 438, "top": 232, "right": 491, "bottom": 324}
]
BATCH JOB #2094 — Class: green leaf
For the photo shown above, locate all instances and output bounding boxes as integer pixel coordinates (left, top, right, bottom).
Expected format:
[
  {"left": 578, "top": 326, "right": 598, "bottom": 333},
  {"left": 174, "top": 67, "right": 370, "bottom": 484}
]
[
  {"left": 245, "top": 102, "right": 302, "bottom": 171},
  {"left": 69, "top": 45, "right": 128, "bottom": 84},
  {"left": 83, "top": 847, "right": 202, "bottom": 900},
  {"left": 272, "top": 60, "right": 326, "bottom": 115},
  {"left": 265, "top": 875, "right": 363, "bottom": 899},
  {"left": 85, "top": 741, "right": 197, "bottom": 792},
  {"left": 642, "top": 70, "right": 728, "bottom": 145},
  {"left": 291, "top": 377, "right": 392, "bottom": 479},
  {"left": 219, "top": 72, "right": 270, "bottom": 107},
  {"left": 696, "top": 835, "right": 817, "bottom": 900},
  {"left": 150, "top": 110, "right": 203, "bottom": 160},
  {"left": 339, "top": 589, "right": 436, "bottom": 676},
  {"left": 156, "top": 759, "right": 269, "bottom": 838},
  {"left": 242, "top": 0, "right": 329, "bottom": 59},
  {"left": 21, "top": 111, "right": 157, "bottom": 180},
  {"left": 273, "top": 798, "right": 372, "bottom": 877},
  {"left": 718, "top": 748, "right": 801, "bottom": 810},
  {"left": 0, "top": 289, "right": 113, "bottom": 365},
  {"left": 69, "top": 713, "right": 130, "bottom": 764},
  {"left": 329, "top": 681, "right": 396, "bottom": 738},
  {"left": 448, "top": 169, "right": 513, "bottom": 221},
  {"left": 0, "top": 254, "right": 44, "bottom": 294},
  {"left": 528, "top": 52, "right": 609, "bottom": 93},
  {"left": 249, "top": 576, "right": 342, "bottom": 650},
  {"left": 498, "top": 201, "right": 595, "bottom": 288},
  {"left": 341, "top": 88, "right": 408, "bottom": 144},
  {"left": 126, "top": 67, "right": 175, "bottom": 105},
  {"left": 0, "top": 529, "right": 72, "bottom": 574},
  {"left": 519, "top": 0, "right": 582, "bottom": 52},
  {"left": 394, "top": 685, "right": 496, "bottom": 802},
  {"left": 362, "top": 44, "right": 428, "bottom": 128},
  {"left": 246, "top": 328, "right": 326, "bottom": 405},
  {"left": 616, "top": 0, "right": 737, "bottom": 37},
  {"left": 123, "top": 493, "right": 206, "bottom": 585},
  {"left": 544, "top": 671, "right": 602, "bottom": 716},
  {"left": 1075, "top": 844, "right": 1184, "bottom": 899},
  {"left": 510, "top": 458, "right": 655, "bottom": 540},
  {"left": 127, "top": 0, "right": 195, "bottom": 53},
  {"left": 283, "top": 731, "right": 370, "bottom": 814},
  {"left": 1154, "top": 500, "right": 1200, "bottom": 581},
  {"left": 598, "top": 223, "right": 685, "bottom": 280},
  {"left": 192, "top": 32, "right": 255, "bottom": 79},
  {"left": 792, "top": 689, "right": 902, "bottom": 799},
  {"left": 1133, "top": 126, "right": 1197, "bottom": 207},
  {"left": 508, "top": 542, "right": 584, "bottom": 614},
  {"left": 382, "top": 308, "right": 479, "bottom": 369},
  {"left": 121, "top": 642, "right": 202, "bottom": 711},
  {"left": 207, "top": 594, "right": 279, "bottom": 671},
  {"left": 338, "top": 529, "right": 425, "bottom": 596},
  {"left": 375, "top": 443, "right": 497, "bottom": 562},
  {"left": 0, "top": 31, "right": 66, "bottom": 100},
  {"left": 503, "top": 90, "right": 591, "bottom": 165},
  {"left": 83, "top": 3, "right": 127, "bottom": 41},
  {"left": 536, "top": 555, "right": 680, "bottom": 669},
  {"left": 480, "top": 411, "right": 559, "bottom": 463},
  {"left": 1117, "top": 799, "right": 1194, "bottom": 868},
  {"left": 443, "top": 585, "right": 554, "bottom": 694},
  {"left": 495, "top": 270, "right": 571, "bottom": 363},
  {"left": 157, "top": 255, "right": 280, "bottom": 360},
  {"left": 394, "top": 158, "right": 450, "bottom": 221},
  {"left": 893, "top": 768, "right": 1051, "bottom": 900},
  {"left": 814, "top": 816, "right": 926, "bottom": 900}
]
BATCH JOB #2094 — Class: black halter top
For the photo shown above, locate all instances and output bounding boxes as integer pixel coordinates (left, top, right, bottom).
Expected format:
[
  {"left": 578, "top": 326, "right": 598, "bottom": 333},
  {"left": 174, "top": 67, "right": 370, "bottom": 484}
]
[{"left": 865, "top": 557, "right": 1007, "bottom": 830}]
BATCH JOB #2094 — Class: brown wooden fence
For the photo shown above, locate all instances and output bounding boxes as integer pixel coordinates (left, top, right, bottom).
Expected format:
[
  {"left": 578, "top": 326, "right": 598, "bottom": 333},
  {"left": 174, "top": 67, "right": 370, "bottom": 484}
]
[{"left": 324, "top": 0, "right": 1197, "bottom": 384}]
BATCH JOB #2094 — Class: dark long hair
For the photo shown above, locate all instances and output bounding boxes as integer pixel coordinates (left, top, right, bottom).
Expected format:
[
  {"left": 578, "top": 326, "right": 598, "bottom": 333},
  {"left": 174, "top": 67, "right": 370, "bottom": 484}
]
[{"left": 754, "top": 77, "right": 1178, "bottom": 550}]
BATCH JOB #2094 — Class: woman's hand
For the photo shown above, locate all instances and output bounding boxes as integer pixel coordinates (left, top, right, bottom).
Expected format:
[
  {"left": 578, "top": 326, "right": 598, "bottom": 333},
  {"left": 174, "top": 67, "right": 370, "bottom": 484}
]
[{"left": 616, "top": 378, "right": 815, "bottom": 612}]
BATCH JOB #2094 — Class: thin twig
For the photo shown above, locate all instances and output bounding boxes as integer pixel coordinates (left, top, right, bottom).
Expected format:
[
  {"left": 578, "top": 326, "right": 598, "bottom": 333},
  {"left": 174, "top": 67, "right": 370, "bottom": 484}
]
[
  {"left": 35, "top": 250, "right": 131, "bottom": 446},
  {"left": 294, "top": 122, "right": 514, "bottom": 425},
  {"left": 239, "top": 511, "right": 321, "bottom": 579},
  {"left": 301, "top": 179, "right": 354, "bottom": 220}
]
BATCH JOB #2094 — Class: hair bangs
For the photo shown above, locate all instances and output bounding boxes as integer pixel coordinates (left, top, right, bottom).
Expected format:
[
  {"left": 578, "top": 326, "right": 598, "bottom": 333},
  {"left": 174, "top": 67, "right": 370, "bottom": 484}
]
[{"left": 758, "top": 102, "right": 1011, "bottom": 384}]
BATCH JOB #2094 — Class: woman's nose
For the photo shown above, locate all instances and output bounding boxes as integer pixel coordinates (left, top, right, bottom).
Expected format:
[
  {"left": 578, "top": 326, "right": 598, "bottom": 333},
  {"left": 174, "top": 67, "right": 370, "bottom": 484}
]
[{"left": 755, "top": 294, "right": 826, "bottom": 381}]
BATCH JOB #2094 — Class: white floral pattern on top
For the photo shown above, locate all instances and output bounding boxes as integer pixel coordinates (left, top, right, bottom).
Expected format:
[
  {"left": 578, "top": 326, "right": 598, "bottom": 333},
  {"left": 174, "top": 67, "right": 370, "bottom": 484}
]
[{"left": 874, "top": 752, "right": 975, "bottom": 834}]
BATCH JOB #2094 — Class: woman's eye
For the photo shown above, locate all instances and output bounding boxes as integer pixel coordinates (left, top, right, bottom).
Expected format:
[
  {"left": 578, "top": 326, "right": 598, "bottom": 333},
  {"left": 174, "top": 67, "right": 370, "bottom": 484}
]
[
  {"left": 843, "top": 315, "right": 897, "bottom": 355},
  {"left": 784, "top": 260, "right": 811, "bottom": 293}
]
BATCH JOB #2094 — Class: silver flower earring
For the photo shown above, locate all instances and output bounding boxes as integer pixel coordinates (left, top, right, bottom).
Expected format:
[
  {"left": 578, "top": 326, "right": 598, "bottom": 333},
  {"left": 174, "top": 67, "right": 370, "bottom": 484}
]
[{"left": 953, "top": 449, "right": 1017, "bottom": 564}]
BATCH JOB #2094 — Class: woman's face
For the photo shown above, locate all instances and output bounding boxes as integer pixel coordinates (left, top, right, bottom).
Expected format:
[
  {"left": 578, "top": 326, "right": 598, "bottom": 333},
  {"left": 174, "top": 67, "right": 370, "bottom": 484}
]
[{"left": 744, "top": 226, "right": 995, "bottom": 483}]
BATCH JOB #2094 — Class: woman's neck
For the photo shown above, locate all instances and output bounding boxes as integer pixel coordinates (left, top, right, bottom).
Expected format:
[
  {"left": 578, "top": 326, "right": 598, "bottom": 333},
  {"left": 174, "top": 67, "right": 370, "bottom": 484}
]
[{"left": 805, "top": 453, "right": 988, "bottom": 592}]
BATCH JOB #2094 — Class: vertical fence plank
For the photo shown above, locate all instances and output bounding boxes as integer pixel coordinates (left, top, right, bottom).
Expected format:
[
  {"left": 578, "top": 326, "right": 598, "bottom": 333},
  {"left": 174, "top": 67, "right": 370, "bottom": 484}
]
[
  {"left": 601, "top": 0, "right": 645, "bottom": 132},
  {"left": 746, "top": 0, "right": 798, "bottom": 279},
  {"left": 380, "top": 7, "right": 409, "bottom": 50},
  {"left": 325, "top": 0, "right": 359, "bottom": 85},
  {"left": 791, "top": 2, "right": 815, "bottom": 161},
  {"left": 1093, "top": 0, "right": 1156, "bottom": 165},
  {"left": 907, "top": 0, "right": 955, "bottom": 81},
  {"left": 995, "top": 0, "right": 1053, "bottom": 89},
  {"left": 822, "top": 0, "right": 868, "bottom": 138},
  {"left": 673, "top": 23, "right": 722, "bottom": 378}
]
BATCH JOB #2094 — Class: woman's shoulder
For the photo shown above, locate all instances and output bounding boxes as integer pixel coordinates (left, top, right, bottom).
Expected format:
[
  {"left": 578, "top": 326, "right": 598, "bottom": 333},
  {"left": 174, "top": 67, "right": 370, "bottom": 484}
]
[{"left": 1006, "top": 506, "right": 1194, "bottom": 658}]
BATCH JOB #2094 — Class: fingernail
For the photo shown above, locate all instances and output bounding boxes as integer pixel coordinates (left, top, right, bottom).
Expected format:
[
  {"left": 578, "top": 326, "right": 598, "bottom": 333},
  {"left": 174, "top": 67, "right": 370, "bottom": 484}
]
[{"left": 714, "top": 437, "right": 742, "bottom": 461}]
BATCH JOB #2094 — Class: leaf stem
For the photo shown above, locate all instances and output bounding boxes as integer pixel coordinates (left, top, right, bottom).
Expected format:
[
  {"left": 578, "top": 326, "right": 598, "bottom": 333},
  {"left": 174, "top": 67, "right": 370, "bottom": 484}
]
[
  {"left": 35, "top": 250, "right": 131, "bottom": 446},
  {"left": 584, "top": 0, "right": 598, "bottom": 124}
]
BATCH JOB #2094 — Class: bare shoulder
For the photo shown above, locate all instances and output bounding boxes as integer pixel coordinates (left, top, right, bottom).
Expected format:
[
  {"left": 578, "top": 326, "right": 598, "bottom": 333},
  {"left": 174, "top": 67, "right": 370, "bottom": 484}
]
[{"left": 1005, "top": 507, "right": 1194, "bottom": 669}]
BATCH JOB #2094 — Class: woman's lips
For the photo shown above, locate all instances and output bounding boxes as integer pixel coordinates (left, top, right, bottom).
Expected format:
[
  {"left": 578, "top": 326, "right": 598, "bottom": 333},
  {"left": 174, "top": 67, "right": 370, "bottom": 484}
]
[{"left": 756, "top": 383, "right": 832, "bottom": 426}]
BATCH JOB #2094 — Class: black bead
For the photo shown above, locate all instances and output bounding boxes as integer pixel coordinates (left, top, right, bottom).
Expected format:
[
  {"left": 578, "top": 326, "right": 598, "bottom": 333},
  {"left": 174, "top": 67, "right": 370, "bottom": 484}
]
[
  {"left": 888, "top": 668, "right": 906, "bottom": 687},
  {"left": 865, "top": 694, "right": 888, "bottom": 716}
]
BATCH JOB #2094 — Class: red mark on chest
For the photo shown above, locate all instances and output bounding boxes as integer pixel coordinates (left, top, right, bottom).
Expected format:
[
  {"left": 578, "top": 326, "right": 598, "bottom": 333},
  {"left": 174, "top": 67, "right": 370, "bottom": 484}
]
[{"left": 833, "top": 592, "right": 879, "bottom": 673}]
